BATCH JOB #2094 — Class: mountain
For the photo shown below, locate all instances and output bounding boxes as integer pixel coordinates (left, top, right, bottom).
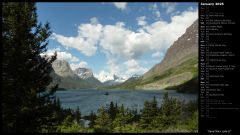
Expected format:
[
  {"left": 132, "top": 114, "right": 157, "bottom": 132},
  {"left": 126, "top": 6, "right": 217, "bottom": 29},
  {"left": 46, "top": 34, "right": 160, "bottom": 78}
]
[
  {"left": 50, "top": 60, "right": 102, "bottom": 89},
  {"left": 102, "top": 74, "right": 126, "bottom": 86},
  {"left": 102, "top": 74, "right": 141, "bottom": 89},
  {"left": 74, "top": 68, "right": 102, "bottom": 87},
  {"left": 74, "top": 68, "right": 93, "bottom": 79},
  {"left": 143, "top": 19, "right": 198, "bottom": 81},
  {"left": 52, "top": 60, "right": 78, "bottom": 79},
  {"left": 108, "top": 19, "right": 198, "bottom": 92}
]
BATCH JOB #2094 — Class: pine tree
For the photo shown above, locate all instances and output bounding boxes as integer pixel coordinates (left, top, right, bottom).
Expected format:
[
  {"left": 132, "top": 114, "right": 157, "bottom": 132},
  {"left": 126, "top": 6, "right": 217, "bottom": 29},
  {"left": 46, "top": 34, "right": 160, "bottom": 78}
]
[
  {"left": 139, "top": 96, "right": 158, "bottom": 129},
  {"left": 88, "top": 110, "right": 96, "bottom": 128},
  {"left": 112, "top": 104, "right": 127, "bottom": 132},
  {"left": 108, "top": 101, "right": 117, "bottom": 120},
  {"left": 155, "top": 92, "right": 182, "bottom": 130},
  {"left": 75, "top": 106, "right": 81, "bottom": 124},
  {"left": 151, "top": 96, "right": 158, "bottom": 116},
  {"left": 93, "top": 106, "right": 112, "bottom": 132},
  {"left": 2, "top": 2, "right": 58, "bottom": 132},
  {"left": 139, "top": 101, "right": 152, "bottom": 129}
]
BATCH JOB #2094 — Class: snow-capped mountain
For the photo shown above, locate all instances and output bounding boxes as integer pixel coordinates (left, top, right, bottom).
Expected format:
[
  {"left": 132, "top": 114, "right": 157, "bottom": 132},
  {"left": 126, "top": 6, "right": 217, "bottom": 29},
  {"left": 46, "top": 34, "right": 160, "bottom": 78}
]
[
  {"left": 131, "top": 74, "right": 142, "bottom": 79},
  {"left": 74, "top": 67, "right": 102, "bottom": 87},
  {"left": 113, "top": 74, "right": 127, "bottom": 83},
  {"left": 103, "top": 74, "right": 127, "bottom": 86},
  {"left": 74, "top": 68, "right": 93, "bottom": 79}
]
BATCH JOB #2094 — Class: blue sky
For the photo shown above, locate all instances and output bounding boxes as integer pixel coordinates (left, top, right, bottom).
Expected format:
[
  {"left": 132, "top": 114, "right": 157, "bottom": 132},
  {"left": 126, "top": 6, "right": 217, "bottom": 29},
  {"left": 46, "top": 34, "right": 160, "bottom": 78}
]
[{"left": 37, "top": 2, "right": 198, "bottom": 82}]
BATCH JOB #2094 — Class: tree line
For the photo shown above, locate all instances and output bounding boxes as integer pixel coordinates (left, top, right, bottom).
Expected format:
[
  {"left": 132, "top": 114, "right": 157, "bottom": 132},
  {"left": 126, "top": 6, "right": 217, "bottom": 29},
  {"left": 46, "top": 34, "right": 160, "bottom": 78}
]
[
  {"left": 49, "top": 93, "right": 198, "bottom": 133},
  {"left": 2, "top": 2, "right": 198, "bottom": 133}
]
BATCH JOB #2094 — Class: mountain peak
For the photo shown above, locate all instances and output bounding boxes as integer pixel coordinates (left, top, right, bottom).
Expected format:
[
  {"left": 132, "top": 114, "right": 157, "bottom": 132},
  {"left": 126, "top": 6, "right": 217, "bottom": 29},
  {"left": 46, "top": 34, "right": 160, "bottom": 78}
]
[
  {"left": 52, "top": 59, "right": 76, "bottom": 78},
  {"left": 143, "top": 19, "right": 198, "bottom": 80},
  {"left": 74, "top": 67, "right": 94, "bottom": 79}
]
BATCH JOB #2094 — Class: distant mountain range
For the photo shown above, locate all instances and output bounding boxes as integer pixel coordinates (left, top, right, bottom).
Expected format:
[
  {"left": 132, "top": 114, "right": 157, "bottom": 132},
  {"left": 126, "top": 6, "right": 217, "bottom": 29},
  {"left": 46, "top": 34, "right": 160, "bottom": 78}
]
[
  {"left": 50, "top": 60, "right": 101, "bottom": 89},
  {"left": 106, "top": 19, "right": 198, "bottom": 93},
  {"left": 49, "top": 60, "right": 128, "bottom": 90},
  {"left": 49, "top": 19, "right": 198, "bottom": 93},
  {"left": 102, "top": 74, "right": 127, "bottom": 86}
]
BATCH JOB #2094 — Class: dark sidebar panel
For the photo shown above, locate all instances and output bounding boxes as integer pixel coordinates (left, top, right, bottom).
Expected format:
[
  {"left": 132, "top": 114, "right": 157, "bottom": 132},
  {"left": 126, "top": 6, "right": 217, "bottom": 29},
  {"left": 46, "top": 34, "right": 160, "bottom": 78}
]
[{"left": 199, "top": 0, "right": 240, "bottom": 134}]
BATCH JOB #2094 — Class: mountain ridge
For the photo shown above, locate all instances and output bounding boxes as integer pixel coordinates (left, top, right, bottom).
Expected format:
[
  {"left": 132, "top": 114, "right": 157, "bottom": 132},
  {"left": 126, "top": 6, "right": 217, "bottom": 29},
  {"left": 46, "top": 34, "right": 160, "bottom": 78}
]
[
  {"left": 50, "top": 60, "right": 102, "bottom": 89},
  {"left": 106, "top": 19, "right": 198, "bottom": 92}
]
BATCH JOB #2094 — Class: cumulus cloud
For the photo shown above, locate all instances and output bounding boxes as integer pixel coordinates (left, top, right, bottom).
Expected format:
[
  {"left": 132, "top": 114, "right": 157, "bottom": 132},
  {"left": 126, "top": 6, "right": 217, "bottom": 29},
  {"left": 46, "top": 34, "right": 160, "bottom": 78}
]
[
  {"left": 52, "top": 8, "right": 198, "bottom": 78},
  {"left": 98, "top": 9, "right": 197, "bottom": 77},
  {"left": 144, "top": 9, "right": 198, "bottom": 51},
  {"left": 102, "top": 9, "right": 197, "bottom": 59},
  {"left": 107, "top": 58, "right": 121, "bottom": 75},
  {"left": 41, "top": 48, "right": 79, "bottom": 62},
  {"left": 97, "top": 70, "right": 114, "bottom": 82},
  {"left": 149, "top": 3, "right": 158, "bottom": 11},
  {"left": 124, "top": 59, "right": 148, "bottom": 75},
  {"left": 155, "top": 11, "right": 161, "bottom": 18},
  {"left": 90, "top": 17, "right": 99, "bottom": 24},
  {"left": 149, "top": 3, "right": 161, "bottom": 19},
  {"left": 152, "top": 51, "right": 164, "bottom": 58},
  {"left": 70, "top": 61, "right": 88, "bottom": 70},
  {"left": 100, "top": 23, "right": 152, "bottom": 60},
  {"left": 113, "top": 2, "right": 127, "bottom": 10},
  {"left": 52, "top": 17, "right": 102, "bottom": 56},
  {"left": 161, "top": 2, "right": 177, "bottom": 14},
  {"left": 136, "top": 16, "right": 147, "bottom": 26}
]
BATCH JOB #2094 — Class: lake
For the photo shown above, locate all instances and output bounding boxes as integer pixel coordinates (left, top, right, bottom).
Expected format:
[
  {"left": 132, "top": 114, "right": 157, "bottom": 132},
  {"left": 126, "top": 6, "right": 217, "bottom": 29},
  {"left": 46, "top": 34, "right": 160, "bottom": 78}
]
[{"left": 55, "top": 89, "right": 197, "bottom": 116}]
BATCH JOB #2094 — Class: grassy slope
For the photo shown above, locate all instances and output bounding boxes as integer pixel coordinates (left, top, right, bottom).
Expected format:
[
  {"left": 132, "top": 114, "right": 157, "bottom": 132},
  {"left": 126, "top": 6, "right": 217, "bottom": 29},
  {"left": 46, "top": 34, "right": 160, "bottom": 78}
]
[
  {"left": 103, "top": 56, "right": 198, "bottom": 91},
  {"left": 165, "top": 76, "right": 198, "bottom": 93}
]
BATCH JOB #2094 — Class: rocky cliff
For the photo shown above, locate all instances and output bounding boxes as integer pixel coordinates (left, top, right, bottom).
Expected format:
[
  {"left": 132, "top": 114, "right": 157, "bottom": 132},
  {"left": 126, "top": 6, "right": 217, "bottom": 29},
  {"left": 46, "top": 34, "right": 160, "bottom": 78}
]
[
  {"left": 143, "top": 19, "right": 198, "bottom": 80},
  {"left": 74, "top": 67, "right": 102, "bottom": 87},
  {"left": 137, "top": 19, "right": 198, "bottom": 90},
  {"left": 74, "top": 68, "right": 93, "bottom": 79},
  {"left": 50, "top": 60, "right": 102, "bottom": 89},
  {"left": 108, "top": 19, "right": 198, "bottom": 91}
]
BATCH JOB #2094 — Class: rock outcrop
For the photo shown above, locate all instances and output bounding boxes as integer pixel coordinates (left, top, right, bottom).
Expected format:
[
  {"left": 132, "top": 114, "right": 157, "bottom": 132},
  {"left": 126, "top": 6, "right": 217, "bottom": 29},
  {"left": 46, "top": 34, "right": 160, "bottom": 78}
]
[
  {"left": 107, "top": 19, "right": 198, "bottom": 91},
  {"left": 50, "top": 60, "right": 102, "bottom": 89}
]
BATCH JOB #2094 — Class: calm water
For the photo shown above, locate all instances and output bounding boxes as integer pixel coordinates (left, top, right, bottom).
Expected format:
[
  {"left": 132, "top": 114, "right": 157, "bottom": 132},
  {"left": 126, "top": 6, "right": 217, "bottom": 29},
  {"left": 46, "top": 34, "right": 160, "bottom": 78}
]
[{"left": 55, "top": 89, "right": 197, "bottom": 116}]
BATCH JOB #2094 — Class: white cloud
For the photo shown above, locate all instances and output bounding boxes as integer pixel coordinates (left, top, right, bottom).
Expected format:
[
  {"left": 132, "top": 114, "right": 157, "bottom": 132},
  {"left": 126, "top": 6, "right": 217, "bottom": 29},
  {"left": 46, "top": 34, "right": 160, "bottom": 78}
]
[
  {"left": 98, "top": 9, "right": 197, "bottom": 77},
  {"left": 100, "top": 23, "right": 152, "bottom": 60},
  {"left": 113, "top": 2, "right": 127, "bottom": 10},
  {"left": 101, "top": 9, "right": 197, "bottom": 59},
  {"left": 52, "top": 8, "right": 198, "bottom": 78},
  {"left": 52, "top": 18, "right": 102, "bottom": 56},
  {"left": 143, "top": 9, "right": 198, "bottom": 52},
  {"left": 124, "top": 59, "right": 148, "bottom": 75},
  {"left": 161, "top": 2, "right": 177, "bottom": 14},
  {"left": 70, "top": 61, "right": 88, "bottom": 70},
  {"left": 152, "top": 51, "right": 164, "bottom": 58},
  {"left": 149, "top": 3, "right": 161, "bottom": 19},
  {"left": 149, "top": 3, "right": 158, "bottom": 11},
  {"left": 90, "top": 17, "right": 99, "bottom": 24},
  {"left": 97, "top": 70, "right": 114, "bottom": 82},
  {"left": 41, "top": 48, "right": 80, "bottom": 62},
  {"left": 107, "top": 57, "right": 121, "bottom": 75},
  {"left": 136, "top": 16, "right": 147, "bottom": 26},
  {"left": 115, "top": 22, "right": 125, "bottom": 27},
  {"left": 155, "top": 11, "right": 161, "bottom": 18}
]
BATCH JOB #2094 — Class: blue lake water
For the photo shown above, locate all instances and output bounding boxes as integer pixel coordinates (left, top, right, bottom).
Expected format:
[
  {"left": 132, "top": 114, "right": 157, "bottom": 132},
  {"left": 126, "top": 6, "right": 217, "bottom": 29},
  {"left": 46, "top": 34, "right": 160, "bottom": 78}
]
[{"left": 55, "top": 89, "right": 197, "bottom": 116}]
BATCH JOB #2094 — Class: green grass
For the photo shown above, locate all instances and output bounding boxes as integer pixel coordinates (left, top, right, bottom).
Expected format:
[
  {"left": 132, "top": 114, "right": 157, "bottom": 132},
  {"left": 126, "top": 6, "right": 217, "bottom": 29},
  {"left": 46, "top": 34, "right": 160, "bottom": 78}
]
[
  {"left": 140, "top": 56, "right": 198, "bottom": 85},
  {"left": 103, "top": 56, "right": 198, "bottom": 90},
  {"left": 165, "top": 76, "right": 198, "bottom": 93}
]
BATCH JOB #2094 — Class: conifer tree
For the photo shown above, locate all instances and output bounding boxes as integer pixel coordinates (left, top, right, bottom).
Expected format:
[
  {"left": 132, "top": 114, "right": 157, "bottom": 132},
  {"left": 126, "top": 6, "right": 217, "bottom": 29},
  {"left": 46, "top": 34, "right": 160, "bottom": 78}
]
[
  {"left": 93, "top": 106, "right": 112, "bottom": 132},
  {"left": 108, "top": 101, "right": 117, "bottom": 120},
  {"left": 75, "top": 106, "right": 81, "bottom": 124},
  {"left": 139, "top": 96, "right": 158, "bottom": 129},
  {"left": 2, "top": 2, "right": 57, "bottom": 132}
]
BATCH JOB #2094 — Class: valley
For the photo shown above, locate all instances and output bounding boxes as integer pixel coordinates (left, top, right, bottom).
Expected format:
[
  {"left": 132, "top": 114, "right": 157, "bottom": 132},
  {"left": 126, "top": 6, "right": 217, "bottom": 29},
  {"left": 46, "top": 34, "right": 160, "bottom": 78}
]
[{"left": 49, "top": 19, "right": 198, "bottom": 94}]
